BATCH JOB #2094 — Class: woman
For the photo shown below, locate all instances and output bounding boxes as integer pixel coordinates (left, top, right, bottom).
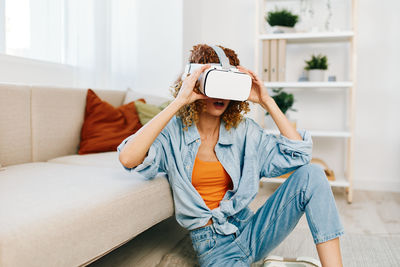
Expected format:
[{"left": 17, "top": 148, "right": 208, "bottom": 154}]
[{"left": 118, "top": 44, "right": 344, "bottom": 267}]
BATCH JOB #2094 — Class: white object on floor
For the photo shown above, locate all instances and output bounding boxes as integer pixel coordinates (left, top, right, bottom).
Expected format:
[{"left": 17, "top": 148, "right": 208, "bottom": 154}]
[{"left": 263, "top": 255, "right": 321, "bottom": 267}]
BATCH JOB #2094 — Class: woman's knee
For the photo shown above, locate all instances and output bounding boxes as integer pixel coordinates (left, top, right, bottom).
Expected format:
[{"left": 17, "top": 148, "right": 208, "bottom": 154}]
[{"left": 292, "top": 163, "right": 328, "bottom": 189}]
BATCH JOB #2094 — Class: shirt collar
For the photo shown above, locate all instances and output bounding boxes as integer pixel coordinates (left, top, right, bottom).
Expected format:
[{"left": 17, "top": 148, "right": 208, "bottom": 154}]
[
  {"left": 183, "top": 119, "right": 233, "bottom": 146},
  {"left": 183, "top": 121, "right": 200, "bottom": 145}
]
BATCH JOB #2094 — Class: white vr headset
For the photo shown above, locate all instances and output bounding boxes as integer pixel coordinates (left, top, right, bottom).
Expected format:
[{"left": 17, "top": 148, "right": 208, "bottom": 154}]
[{"left": 181, "top": 45, "right": 252, "bottom": 101}]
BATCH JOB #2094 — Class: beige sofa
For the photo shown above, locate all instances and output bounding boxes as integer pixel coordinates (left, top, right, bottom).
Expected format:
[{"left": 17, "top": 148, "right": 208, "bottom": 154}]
[{"left": 0, "top": 84, "right": 174, "bottom": 267}]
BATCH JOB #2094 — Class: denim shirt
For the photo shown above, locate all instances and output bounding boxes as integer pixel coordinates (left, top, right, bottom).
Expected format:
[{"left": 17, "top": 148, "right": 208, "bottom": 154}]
[{"left": 117, "top": 116, "right": 313, "bottom": 236}]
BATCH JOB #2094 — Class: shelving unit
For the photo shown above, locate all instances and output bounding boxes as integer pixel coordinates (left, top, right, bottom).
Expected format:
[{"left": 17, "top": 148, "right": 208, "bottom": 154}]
[{"left": 255, "top": 0, "right": 357, "bottom": 203}]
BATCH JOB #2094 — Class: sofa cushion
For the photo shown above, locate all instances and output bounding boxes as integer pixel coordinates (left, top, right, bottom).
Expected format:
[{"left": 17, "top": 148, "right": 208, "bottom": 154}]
[
  {"left": 0, "top": 84, "right": 32, "bottom": 166},
  {"left": 0, "top": 162, "right": 174, "bottom": 267},
  {"left": 48, "top": 151, "right": 120, "bottom": 169},
  {"left": 78, "top": 89, "right": 143, "bottom": 154},
  {"left": 134, "top": 100, "right": 172, "bottom": 125},
  {"left": 31, "top": 86, "right": 126, "bottom": 162}
]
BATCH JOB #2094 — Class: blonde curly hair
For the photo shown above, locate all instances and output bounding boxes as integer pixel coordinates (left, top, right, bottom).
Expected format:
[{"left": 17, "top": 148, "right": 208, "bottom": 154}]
[{"left": 171, "top": 44, "right": 250, "bottom": 131}]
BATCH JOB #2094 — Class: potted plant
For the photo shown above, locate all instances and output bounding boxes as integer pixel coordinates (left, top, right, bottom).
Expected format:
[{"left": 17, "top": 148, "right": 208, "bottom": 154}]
[
  {"left": 265, "top": 8, "right": 299, "bottom": 33},
  {"left": 265, "top": 88, "right": 297, "bottom": 129},
  {"left": 304, "top": 54, "right": 328, "bottom": 81}
]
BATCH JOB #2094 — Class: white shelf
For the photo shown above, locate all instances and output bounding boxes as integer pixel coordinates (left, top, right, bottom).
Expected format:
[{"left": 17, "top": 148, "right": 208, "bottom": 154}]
[
  {"left": 264, "top": 129, "right": 352, "bottom": 138},
  {"left": 260, "top": 174, "right": 350, "bottom": 188},
  {"left": 258, "top": 31, "right": 354, "bottom": 43},
  {"left": 264, "top": 81, "right": 353, "bottom": 88}
]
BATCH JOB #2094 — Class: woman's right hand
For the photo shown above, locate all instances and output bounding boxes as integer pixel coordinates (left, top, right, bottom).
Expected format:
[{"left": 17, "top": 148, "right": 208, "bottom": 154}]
[{"left": 175, "top": 64, "right": 210, "bottom": 105}]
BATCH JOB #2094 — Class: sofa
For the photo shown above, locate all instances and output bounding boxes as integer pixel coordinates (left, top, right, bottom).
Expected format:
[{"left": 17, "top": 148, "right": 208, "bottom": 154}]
[{"left": 0, "top": 84, "right": 175, "bottom": 267}]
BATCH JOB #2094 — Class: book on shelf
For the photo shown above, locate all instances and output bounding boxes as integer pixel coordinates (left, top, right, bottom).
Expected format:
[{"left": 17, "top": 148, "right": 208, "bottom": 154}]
[
  {"left": 262, "top": 40, "right": 270, "bottom": 81},
  {"left": 278, "top": 39, "right": 286, "bottom": 81},
  {"left": 270, "top": 39, "right": 278, "bottom": 82},
  {"left": 262, "top": 39, "right": 286, "bottom": 82}
]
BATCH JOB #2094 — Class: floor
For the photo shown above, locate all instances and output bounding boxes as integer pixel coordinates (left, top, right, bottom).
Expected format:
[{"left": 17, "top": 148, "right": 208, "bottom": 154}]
[{"left": 89, "top": 183, "right": 400, "bottom": 267}]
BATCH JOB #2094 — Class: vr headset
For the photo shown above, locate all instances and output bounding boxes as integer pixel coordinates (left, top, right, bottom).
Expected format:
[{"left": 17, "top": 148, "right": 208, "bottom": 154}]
[{"left": 181, "top": 45, "right": 252, "bottom": 101}]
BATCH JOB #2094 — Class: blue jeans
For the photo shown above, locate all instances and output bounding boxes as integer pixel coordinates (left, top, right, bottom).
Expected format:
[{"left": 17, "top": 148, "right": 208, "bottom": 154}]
[{"left": 189, "top": 163, "right": 345, "bottom": 266}]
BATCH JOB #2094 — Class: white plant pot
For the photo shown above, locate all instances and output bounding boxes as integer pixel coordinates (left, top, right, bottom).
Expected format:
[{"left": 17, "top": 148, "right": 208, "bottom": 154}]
[
  {"left": 308, "top": 69, "right": 326, "bottom": 82},
  {"left": 269, "top": 25, "right": 296, "bottom": 34}
]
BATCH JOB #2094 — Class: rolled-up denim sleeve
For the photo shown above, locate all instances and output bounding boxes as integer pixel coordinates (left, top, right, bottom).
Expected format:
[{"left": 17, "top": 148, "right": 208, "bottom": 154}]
[
  {"left": 247, "top": 119, "right": 313, "bottom": 178},
  {"left": 117, "top": 131, "right": 168, "bottom": 180}
]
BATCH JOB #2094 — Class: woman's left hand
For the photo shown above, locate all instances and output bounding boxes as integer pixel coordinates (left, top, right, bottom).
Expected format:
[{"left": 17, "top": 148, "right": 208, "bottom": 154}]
[{"left": 237, "top": 65, "right": 270, "bottom": 104}]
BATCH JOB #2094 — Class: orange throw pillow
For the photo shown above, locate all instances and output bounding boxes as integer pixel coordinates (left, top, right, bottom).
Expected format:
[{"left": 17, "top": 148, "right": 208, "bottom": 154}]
[{"left": 78, "top": 89, "right": 143, "bottom": 154}]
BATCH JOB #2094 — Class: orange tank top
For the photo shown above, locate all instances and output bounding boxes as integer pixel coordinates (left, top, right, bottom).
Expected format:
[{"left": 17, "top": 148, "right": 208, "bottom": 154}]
[{"left": 191, "top": 157, "right": 233, "bottom": 210}]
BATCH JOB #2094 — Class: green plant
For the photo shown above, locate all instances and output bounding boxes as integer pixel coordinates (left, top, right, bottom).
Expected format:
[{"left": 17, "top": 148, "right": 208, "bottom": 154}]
[
  {"left": 304, "top": 54, "right": 328, "bottom": 70},
  {"left": 266, "top": 88, "right": 297, "bottom": 116},
  {"left": 265, "top": 8, "right": 299, "bottom": 27}
]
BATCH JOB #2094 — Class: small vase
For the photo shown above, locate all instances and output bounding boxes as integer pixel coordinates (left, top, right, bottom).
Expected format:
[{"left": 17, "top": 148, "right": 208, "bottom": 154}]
[{"left": 308, "top": 69, "right": 326, "bottom": 82}]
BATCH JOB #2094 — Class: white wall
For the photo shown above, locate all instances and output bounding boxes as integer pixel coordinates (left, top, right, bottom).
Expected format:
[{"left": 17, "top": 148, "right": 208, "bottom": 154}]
[
  {"left": 353, "top": 0, "right": 400, "bottom": 192},
  {"left": 134, "top": 0, "right": 183, "bottom": 98},
  {"left": 182, "top": 0, "right": 256, "bottom": 70},
  {"left": 182, "top": 0, "right": 400, "bottom": 192}
]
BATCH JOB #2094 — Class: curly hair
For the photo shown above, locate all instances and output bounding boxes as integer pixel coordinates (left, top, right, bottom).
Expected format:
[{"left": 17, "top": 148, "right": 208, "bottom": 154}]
[{"left": 171, "top": 44, "right": 250, "bottom": 131}]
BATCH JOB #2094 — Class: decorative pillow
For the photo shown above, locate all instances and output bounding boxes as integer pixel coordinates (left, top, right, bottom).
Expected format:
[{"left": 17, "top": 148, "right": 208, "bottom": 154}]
[
  {"left": 78, "top": 89, "right": 143, "bottom": 155},
  {"left": 134, "top": 100, "right": 172, "bottom": 125},
  {"left": 123, "top": 87, "right": 172, "bottom": 106}
]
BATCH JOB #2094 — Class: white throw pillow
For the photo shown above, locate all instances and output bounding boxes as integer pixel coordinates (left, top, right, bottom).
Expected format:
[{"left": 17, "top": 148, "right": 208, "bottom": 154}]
[{"left": 123, "top": 88, "right": 173, "bottom": 106}]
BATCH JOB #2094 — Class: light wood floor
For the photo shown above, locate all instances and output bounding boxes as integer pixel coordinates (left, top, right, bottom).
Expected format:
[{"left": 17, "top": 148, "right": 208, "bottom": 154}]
[{"left": 89, "top": 184, "right": 400, "bottom": 267}]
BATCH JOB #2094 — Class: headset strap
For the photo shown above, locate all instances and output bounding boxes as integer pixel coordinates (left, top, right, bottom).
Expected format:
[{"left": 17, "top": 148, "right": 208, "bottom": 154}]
[{"left": 211, "top": 45, "right": 231, "bottom": 70}]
